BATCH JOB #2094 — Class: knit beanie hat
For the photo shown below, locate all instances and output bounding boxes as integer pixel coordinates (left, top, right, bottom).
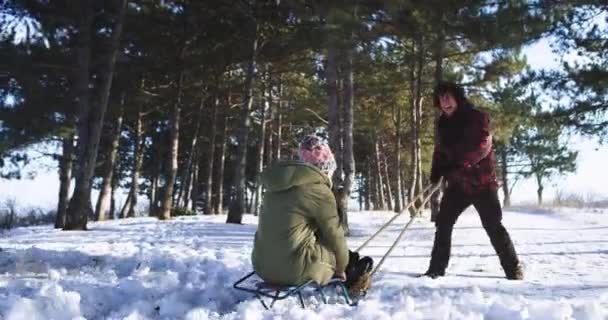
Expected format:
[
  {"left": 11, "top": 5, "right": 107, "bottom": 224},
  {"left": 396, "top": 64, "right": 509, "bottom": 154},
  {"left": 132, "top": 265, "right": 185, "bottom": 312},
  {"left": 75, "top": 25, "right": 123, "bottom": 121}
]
[{"left": 298, "top": 135, "right": 337, "bottom": 178}]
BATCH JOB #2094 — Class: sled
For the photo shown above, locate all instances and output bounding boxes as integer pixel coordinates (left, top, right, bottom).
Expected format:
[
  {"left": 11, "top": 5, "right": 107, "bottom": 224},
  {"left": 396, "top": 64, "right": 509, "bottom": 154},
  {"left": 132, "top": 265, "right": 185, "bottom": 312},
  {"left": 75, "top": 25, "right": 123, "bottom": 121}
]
[{"left": 233, "top": 271, "right": 359, "bottom": 309}]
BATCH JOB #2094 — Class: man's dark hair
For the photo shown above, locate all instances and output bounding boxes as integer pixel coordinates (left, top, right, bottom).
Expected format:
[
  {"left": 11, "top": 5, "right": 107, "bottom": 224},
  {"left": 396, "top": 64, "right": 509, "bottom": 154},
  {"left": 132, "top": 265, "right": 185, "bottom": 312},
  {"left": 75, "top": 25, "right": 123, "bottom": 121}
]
[{"left": 433, "top": 81, "right": 469, "bottom": 108}]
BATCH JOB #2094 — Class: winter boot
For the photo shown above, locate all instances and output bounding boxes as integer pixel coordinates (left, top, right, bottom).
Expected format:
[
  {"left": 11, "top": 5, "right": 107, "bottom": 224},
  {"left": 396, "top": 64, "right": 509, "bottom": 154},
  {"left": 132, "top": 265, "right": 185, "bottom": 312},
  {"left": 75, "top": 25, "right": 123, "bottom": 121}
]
[
  {"left": 419, "top": 269, "right": 445, "bottom": 279},
  {"left": 345, "top": 255, "right": 374, "bottom": 297},
  {"left": 505, "top": 264, "right": 524, "bottom": 280}
]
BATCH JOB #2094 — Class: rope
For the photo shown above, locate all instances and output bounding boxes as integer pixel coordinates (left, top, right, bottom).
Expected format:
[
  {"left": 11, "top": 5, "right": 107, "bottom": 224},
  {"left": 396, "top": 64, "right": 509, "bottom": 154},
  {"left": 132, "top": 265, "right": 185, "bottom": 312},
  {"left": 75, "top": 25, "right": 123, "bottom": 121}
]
[
  {"left": 370, "top": 216, "right": 416, "bottom": 277},
  {"left": 370, "top": 183, "right": 442, "bottom": 276},
  {"left": 355, "top": 183, "right": 434, "bottom": 252}
]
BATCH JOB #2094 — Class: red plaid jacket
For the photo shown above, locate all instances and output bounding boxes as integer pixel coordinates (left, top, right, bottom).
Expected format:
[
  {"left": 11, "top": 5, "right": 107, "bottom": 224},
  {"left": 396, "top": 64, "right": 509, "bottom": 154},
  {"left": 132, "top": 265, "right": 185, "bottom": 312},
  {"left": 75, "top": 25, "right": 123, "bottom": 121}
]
[{"left": 430, "top": 104, "right": 498, "bottom": 195}]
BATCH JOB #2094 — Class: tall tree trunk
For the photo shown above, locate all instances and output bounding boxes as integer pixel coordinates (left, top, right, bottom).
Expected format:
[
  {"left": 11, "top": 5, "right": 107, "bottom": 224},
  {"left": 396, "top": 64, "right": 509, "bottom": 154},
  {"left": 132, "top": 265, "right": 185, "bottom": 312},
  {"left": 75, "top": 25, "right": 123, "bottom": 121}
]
[
  {"left": 500, "top": 148, "right": 511, "bottom": 208},
  {"left": 407, "top": 40, "right": 424, "bottom": 216},
  {"left": 64, "top": 1, "right": 93, "bottom": 230},
  {"left": 183, "top": 128, "right": 202, "bottom": 210},
  {"left": 392, "top": 105, "right": 403, "bottom": 212},
  {"left": 326, "top": 42, "right": 346, "bottom": 227},
  {"left": 159, "top": 70, "right": 184, "bottom": 220},
  {"left": 414, "top": 98, "right": 423, "bottom": 211},
  {"left": 369, "top": 162, "right": 378, "bottom": 209},
  {"left": 246, "top": 187, "right": 253, "bottom": 214},
  {"left": 110, "top": 165, "right": 119, "bottom": 219},
  {"left": 95, "top": 98, "right": 124, "bottom": 221},
  {"left": 400, "top": 169, "right": 407, "bottom": 209},
  {"left": 335, "top": 77, "right": 344, "bottom": 184},
  {"left": 430, "top": 23, "right": 446, "bottom": 220},
  {"left": 340, "top": 48, "right": 355, "bottom": 233},
  {"left": 227, "top": 26, "right": 258, "bottom": 224},
  {"left": 273, "top": 77, "right": 283, "bottom": 161},
  {"left": 266, "top": 75, "right": 276, "bottom": 165},
  {"left": 364, "top": 162, "right": 371, "bottom": 210},
  {"left": 174, "top": 172, "right": 184, "bottom": 208},
  {"left": 149, "top": 174, "right": 158, "bottom": 216},
  {"left": 126, "top": 108, "right": 145, "bottom": 217},
  {"left": 204, "top": 95, "right": 218, "bottom": 215},
  {"left": 327, "top": 43, "right": 342, "bottom": 188},
  {"left": 172, "top": 170, "right": 182, "bottom": 207},
  {"left": 324, "top": 0, "right": 343, "bottom": 192},
  {"left": 408, "top": 93, "right": 419, "bottom": 208},
  {"left": 414, "top": 40, "right": 424, "bottom": 212},
  {"left": 178, "top": 98, "right": 204, "bottom": 210},
  {"left": 55, "top": 134, "right": 74, "bottom": 228},
  {"left": 149, "top": 126, "right": 162, "bottom": 217},
  {"left": 119, "top": 192, "right": 131, "bottom": 219},
  {"left": 214, "top": 93, "right": 229, "bottom": 215},
  {"left": 189, "top": 159, "right": 199, "bottom": 212},
  {"left": 324, "top": 16, "right": 347, "bottom": 224},
  {"left": 373, "top": 140, "right": 386, "bottom": 210},
  {"left": 370, "top": 163, "right": 377, "bottom": 209},
  {"left": 266, "top": 120, "right": 274, "bottom": 167},
  {"left": 382, "top": 154, "right": 394, "bottom": 210},
  {"left": 286, "top": 120, "right": 296, "bottom": 159},
  {"left": 176, "top": 171, "right": 192, "bottom": 210},
  {"left": 358, "top": 174, "right": 363, "bottom": 211},
  {"left": 65, "top": 0, "right": 127, "bottom": 230},
  {"left": 536, "top": 174, "right": 543, "bottom": 205},
  {"left": 253, "top": 69, "right": 269, "bottom": 216}
]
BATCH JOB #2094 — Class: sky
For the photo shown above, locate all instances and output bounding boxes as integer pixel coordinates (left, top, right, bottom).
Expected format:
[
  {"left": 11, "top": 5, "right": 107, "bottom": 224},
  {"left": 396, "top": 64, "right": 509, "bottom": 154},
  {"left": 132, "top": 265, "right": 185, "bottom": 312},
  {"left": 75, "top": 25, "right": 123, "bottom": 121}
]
[
  {"left": 1, "top": 38, "right": 607, "bottom": 210},
  {"left": 506, "top": 38, "right": 608, "bottom": 204}
]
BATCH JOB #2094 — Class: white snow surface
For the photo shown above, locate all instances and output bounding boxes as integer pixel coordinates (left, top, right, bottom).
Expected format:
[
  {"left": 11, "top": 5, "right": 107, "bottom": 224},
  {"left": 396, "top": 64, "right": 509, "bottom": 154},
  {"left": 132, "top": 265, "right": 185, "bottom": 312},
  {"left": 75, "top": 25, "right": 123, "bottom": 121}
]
[{"left": 0, "top": 207, "right": 607, "bottom": 319}]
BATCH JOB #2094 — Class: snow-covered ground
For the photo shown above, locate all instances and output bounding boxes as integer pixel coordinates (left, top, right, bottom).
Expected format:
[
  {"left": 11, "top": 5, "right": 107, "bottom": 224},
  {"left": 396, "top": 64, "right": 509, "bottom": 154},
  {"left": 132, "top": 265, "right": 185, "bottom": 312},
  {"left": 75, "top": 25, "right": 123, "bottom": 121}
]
[{"left": 0, "top": 207, "right": 607, "bottom": 320}]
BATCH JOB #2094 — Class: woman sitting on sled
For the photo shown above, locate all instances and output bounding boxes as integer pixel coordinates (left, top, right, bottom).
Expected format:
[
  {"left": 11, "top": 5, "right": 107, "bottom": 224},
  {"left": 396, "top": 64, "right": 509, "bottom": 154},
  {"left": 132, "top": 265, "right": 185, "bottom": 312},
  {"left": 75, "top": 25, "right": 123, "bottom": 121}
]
[{"left": 252, "top": 135, "right": 373, "bottom": 295}]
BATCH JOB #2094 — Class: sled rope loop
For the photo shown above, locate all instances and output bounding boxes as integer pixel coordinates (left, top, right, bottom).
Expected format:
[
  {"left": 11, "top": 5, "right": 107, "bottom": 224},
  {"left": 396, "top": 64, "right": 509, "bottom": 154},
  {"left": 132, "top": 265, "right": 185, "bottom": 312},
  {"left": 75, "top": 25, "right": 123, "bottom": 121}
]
[
  {"left": 353, "top": 180, "right": 442, "bottom": 276},
  {"left": 356, "top": 181, "right": 441, "bottom": 252},
  {"left": 369, "top": 182, "right": 442, "bottom": 276}
]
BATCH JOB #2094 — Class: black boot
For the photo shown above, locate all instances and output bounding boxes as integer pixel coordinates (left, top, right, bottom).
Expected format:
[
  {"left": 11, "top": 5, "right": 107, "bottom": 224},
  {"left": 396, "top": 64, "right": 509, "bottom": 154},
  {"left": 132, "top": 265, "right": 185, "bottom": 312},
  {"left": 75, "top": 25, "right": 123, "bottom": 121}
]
[
  {"left": 488, "top": 226, "right": 522, "bottom": 280},
  {"left": 505, "top": 263, "right": 524, "bottom": 280},
  {"left": 345, "top": 254, "right": 374, "bottom": 296},
  {"left": 420, "top": 269, "right": 445, "bottom": 279}
]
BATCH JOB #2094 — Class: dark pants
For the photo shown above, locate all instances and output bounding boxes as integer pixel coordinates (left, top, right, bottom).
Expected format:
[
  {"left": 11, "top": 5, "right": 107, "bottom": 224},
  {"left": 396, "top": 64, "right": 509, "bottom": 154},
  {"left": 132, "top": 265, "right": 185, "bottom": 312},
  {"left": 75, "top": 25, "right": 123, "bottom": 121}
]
[{"left": 427, "top": 188, "right": 520, "bottom": 275}]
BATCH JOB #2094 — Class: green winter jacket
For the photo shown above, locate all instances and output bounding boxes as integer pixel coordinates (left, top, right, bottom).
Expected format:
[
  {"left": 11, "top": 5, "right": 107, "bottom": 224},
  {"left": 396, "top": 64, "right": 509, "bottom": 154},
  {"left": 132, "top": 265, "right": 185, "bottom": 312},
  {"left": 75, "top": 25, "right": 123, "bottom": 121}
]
[{"left": 252, "top": 160, "right": 349, "bottom": 286}]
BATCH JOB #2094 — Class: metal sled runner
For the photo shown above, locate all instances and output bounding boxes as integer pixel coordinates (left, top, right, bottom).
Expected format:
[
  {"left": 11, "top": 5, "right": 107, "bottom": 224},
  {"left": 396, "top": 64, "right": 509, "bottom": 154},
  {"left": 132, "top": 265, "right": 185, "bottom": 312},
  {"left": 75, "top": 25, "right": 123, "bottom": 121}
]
[{"left": 233, "top": 271, "right": 359, "bottom": 309}]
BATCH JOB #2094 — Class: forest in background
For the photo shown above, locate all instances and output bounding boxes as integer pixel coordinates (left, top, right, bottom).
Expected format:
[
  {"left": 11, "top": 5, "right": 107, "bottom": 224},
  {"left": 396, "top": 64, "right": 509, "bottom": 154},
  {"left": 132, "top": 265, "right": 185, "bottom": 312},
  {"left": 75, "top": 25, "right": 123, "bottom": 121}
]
[{"left": 1, "top": 1, "right": 606, "bottom": 231}]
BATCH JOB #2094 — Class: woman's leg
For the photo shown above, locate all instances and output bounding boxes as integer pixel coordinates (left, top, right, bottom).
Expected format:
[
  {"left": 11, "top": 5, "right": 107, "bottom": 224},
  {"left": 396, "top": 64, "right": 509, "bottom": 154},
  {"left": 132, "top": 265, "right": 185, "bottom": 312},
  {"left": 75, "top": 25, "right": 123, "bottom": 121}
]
[
  {"left": 472, "top": 189, "right": 523, "bottom": 279},
  {"left": 425, "top": 188, "right": 471, "bottom": 277}
]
